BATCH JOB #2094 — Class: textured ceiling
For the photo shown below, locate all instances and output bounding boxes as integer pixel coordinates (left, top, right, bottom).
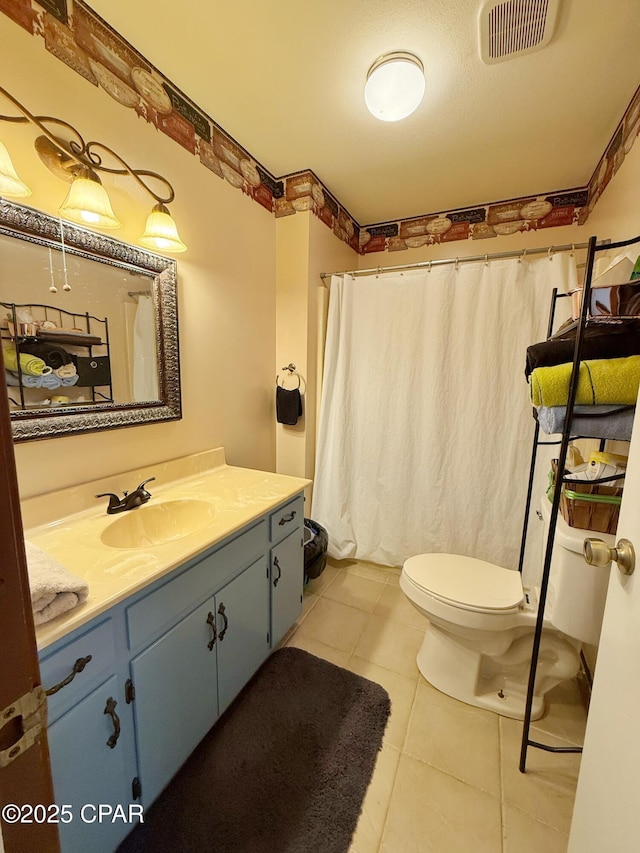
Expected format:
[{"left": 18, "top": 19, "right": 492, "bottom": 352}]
[{"left": 87, "top": 0, "right": 640, "bottom": 225}]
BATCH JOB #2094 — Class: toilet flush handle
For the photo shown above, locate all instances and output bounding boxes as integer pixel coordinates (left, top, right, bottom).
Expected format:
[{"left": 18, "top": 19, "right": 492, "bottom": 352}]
[{"left": 583, "top": 538, "right": 636, "bottom": 576}]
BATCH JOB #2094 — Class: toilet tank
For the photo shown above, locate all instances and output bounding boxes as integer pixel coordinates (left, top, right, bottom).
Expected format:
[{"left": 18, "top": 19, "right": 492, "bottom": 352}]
[{"left": 540, "top": 495, "right": 613, "bottom": 646}]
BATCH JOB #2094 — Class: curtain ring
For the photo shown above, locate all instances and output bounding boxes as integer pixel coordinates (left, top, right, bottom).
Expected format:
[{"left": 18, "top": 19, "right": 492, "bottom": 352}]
[
  {"left": 548, "top": 247, "right": 554, "bottom": 261},
  {"left": 454, "top": 258, "right": 459, "bottom": 272},
  {"left": 519, "top": 249, "right": 527, "bottom": 264},
  {"left": 570, "top": 244, "right": 575, "bottom": 256},
  {"left": 428, "top": 261, "right": 432, "bottom": 273},
  {"left": 484, "top": 254, "right": 489, "bottom": 267}
]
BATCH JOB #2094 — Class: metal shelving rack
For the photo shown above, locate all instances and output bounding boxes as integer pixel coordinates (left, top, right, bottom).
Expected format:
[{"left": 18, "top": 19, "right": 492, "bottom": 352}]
[
  {"left": 0, "top": 301, "right": 112, "bottom": 408},
  {"left": 518, "top": 231, "right": 640, "bottom": 772}
]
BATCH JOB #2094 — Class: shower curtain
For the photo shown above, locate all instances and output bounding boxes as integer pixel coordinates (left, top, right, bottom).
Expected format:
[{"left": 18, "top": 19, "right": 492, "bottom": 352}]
[
  {"left": 311, "top": 254, "right": 576, "bottom": 572},
  {"left": 132, "top": 294, "right": 159, "bottom": 401}
]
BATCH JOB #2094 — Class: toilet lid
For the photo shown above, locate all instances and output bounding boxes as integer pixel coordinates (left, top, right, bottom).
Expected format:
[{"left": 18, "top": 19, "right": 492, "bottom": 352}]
[{"left": 403, "top": 554, "right": 524, "bottom": 612}]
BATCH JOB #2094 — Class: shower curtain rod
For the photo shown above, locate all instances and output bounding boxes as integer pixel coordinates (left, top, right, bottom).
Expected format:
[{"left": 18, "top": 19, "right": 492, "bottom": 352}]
[{"left": 319, "top": 240, "right": 595, "bottom": 281}]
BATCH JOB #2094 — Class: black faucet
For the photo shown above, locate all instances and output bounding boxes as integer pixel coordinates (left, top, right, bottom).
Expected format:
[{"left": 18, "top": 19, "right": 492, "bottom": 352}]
[{"left": 96, "top": 477, "right": 156, "bottom": 514}]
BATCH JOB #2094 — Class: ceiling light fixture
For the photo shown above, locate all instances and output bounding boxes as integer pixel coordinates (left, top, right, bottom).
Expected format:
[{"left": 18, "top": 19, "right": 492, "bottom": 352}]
[
  {"left": 0, "top": 85, "right": 187, "bottom": 252},
  {"left": 365, "top": 51, "right": 425, "bottom": 122}
]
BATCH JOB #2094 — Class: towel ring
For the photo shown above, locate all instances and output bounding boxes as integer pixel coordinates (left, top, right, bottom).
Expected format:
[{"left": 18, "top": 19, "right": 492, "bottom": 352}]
[{"left": 276, "top": 363, "right": 301, "bottom": 389}]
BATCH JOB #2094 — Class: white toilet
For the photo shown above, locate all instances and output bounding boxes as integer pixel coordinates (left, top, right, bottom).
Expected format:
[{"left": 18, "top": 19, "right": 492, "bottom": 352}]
[{"left": 400, "top": 496, "right": 612, "bottom": 719}]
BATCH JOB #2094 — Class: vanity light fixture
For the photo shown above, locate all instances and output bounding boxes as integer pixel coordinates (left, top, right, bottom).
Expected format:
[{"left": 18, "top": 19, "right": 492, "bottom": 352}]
[
  {"left": 139, "top": 203, "right": 187, "bottom": 253},
  {"left": 0, "top": 85, "right": 187, "bottom": 252},
  {"left": 364, "top": 51, "right": 425, "bottom": 122},
  {"left": 58, "top": 167, "right": 122, "bottom": 229},
  {"left": 0, "top": 138, "right": 31, "bottom": 197}
]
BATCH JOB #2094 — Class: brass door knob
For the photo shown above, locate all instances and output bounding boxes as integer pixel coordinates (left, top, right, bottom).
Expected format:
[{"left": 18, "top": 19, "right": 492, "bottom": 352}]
[{"left": 583, "top": 538, "right": 636, "bottom": 576}]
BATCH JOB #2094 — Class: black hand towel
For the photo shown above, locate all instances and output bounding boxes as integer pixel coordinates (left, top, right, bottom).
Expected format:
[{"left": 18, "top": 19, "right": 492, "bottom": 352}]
[{"left": 276, "top": 386, "right": 303, "bottom": 425}]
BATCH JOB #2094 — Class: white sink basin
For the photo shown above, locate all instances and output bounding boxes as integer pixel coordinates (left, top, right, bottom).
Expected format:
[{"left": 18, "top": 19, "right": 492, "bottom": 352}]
[{"left": 100, "top": 500, "right": 216, "bottom": 549}]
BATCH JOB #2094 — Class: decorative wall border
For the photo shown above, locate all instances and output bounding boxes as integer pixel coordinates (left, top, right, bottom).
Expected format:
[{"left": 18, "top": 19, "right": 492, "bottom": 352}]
[{"left": 1, "top": 0, "right": 639, "bottom": 256}]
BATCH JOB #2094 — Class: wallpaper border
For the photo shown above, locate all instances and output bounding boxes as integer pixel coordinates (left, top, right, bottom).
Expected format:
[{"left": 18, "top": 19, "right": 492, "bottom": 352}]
[{"left": 1, "top": 0, "right": 638, "bottom": 255}]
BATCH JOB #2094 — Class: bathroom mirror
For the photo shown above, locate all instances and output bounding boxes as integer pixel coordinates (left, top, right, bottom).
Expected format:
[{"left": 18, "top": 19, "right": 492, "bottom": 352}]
[{"left": 0, "top": 199, "right": 181, "bottom": 442}]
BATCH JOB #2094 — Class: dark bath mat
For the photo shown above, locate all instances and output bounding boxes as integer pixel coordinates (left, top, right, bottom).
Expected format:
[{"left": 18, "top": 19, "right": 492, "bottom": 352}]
[{"left": 117, "top": 647, "right": 391, "bottom": 853}]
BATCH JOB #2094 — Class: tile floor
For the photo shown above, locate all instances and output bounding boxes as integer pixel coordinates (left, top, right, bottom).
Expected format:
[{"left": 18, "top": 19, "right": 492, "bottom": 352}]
[{"left": 284, "top": 558, "right": 586, "bottom": 853}]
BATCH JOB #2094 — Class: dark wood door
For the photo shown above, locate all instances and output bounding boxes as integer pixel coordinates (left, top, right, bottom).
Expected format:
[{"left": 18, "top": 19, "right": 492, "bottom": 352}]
[{"left": 0, "top": 351, "right": 59, "bottom": 852}]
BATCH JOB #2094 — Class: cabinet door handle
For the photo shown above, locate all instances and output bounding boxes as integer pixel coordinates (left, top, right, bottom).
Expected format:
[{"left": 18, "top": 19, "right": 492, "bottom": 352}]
[
  {"left": 218, "top": 602, "right": 229, "bottom": 641},
  {"left": 206, "top": 611, "right": 217, "bottom": 650},
  {"left": 45, "top": 655, "right": 93, "bottom": 697},
  {"left": 273, "top": 556, "right": 282, "bottom": 587},
  {"left": 278, "top": 511, "right": 296, "bottom": 526},
  {"left": 104, "top": 697, "right": 121, "bottom": 749}
]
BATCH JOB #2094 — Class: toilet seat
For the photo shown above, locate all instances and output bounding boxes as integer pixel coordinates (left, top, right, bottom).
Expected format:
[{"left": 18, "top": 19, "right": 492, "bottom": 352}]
[{"left": 403, "top": 554, "right": 524, "bottom": 613}]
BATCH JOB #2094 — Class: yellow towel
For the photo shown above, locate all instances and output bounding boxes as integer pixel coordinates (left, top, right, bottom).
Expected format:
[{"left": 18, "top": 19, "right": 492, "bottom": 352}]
[
  {"left": 2, "top": 346, "right": 48, "bottom": 376},
  {"left": 530, "top": 355, "right": 640, "bottom": 408}
]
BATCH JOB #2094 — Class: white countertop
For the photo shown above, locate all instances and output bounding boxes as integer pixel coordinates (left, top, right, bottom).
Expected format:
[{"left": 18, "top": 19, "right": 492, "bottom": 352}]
[{"left": 25, "top": 449, "right": 310, "bottom": 650}]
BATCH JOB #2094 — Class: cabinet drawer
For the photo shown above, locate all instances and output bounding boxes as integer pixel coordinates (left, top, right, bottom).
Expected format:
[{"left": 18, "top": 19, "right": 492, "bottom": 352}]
[
  {"left": 269, "top": 495, "right": 304, "bottom": 543},
  {"left": 40, "top": 618, "right": 116, "bottom": 722},
  {"left": 127, "top": 519, "right": 267, "bottom": 650}
]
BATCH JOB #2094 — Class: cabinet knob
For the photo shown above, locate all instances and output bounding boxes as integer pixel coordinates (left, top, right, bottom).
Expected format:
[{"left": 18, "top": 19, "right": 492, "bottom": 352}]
[
  {"left": 273, "top": 556, "right": 282, "bottom": 587},
  {"left": 45, "top": 655, "right": 92, "bottom": 697},
  {"left": 206, "top": 611, "right": 217, "bottom": 650},
  {"left": 104, "top": 697, "right": 121, "bottom": 749},
  {"left": 218, "top": 602, "right": 229, "bottom": 641}
]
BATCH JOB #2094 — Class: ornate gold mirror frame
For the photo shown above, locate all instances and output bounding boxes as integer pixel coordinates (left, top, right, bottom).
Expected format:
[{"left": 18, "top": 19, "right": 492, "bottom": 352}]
[{"left": 0, "top": 199, "right": 181, "bottom": 442}]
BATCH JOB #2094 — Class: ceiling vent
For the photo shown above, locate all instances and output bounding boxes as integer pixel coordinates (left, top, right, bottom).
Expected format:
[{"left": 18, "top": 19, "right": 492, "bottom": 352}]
[{"left": 479, "top": 0, "right": 560, "bottom": 63}]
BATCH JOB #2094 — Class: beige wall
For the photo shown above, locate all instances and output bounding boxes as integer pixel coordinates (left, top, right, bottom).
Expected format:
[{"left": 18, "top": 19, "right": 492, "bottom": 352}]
[
  {"left": 3, "top": 7, "right": 639, "bottom": 502},
  {"left": 274, "top": 211, "right": 355, "bottom": 491},
  {"left": 0, "top": 16, "right": 277, "bottom": 499},
  {"left": 307, "top": 213, "right": 357, "bottom": 480},
  {"left": 585, "top": 139, "right": 640, "bottom": 243}
]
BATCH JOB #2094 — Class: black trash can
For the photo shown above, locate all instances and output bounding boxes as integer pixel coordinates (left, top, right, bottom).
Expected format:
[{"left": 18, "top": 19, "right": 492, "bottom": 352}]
[{"left": 303, "top": 518, "right": 328, "bottom": 582}]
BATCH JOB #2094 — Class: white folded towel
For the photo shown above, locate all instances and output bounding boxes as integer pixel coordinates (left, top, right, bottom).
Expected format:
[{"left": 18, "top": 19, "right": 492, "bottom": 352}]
[{"left": 25, "top": 541, "right": 89, "bottom": 626}]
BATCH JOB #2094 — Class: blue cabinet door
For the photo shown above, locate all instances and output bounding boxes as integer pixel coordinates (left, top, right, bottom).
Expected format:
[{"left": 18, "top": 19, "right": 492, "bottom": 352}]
[
  {"left": 48, "top": 675, "right": 137, "bottom": 853},
  {"left": 270, "top": 528, "right": 304, "bottom": 647},
  {"left": 130, "top": 598, "right": 219, "bottom": 807},
  {"left": 215, "top": 556, "right": 271, "bottom": 715}
]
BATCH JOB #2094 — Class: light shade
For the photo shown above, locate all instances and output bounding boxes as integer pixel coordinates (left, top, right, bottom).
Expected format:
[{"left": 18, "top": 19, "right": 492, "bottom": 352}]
[
  {"left": 59, "top": 172, "right": 122, "bottom": 229},
  {"left": 139, "top": 203, "right": 187, "bottom": 253},
  {"left": 365, "top": 51, "right": 425, "bottom": 122},
  {"left": 0, "top": 139, "right": 32, "bottom": 197}
]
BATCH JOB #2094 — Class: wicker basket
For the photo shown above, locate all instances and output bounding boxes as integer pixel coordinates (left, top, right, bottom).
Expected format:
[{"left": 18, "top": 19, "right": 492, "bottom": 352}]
[{"left": 550, "top": 459, "right": 622, "bottom": 534}]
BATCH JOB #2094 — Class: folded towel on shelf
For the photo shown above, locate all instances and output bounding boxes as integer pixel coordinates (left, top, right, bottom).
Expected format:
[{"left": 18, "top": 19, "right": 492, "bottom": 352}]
[
  {"left": 25, "top": 541, "right": 89, "bottom": 626},
  {"left": 536, "top": 405, "right": 636, "bottom": 440},
  {"left": 54, "top": 363, "right": 77, "bottom": 378},
  {"left": 530, "top": 355, "right": 640, "bottom": 408},
  {"left": 276, "top": 386, "right": 303, "bottom": 425},
  {"left": 2, "top": 347, "right": 51, "bottom": 376},
  {"left": 4, "top": 369, "right": 20, "bottom": 386},
  {"left": 21, "top": 372, "right": 63, "bottom": 389},
  {"left": 525, "top": 319, "right": 640, "bottom": 377},
  {"left": 18, "top": 341, "right": 73, "bottom": 370}
]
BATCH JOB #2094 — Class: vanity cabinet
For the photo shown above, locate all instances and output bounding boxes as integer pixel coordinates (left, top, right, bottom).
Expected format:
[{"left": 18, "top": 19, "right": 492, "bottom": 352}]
[
  {"left": 130, "top": 598, "right": 220, "bottom": 807},
  {"left": 269, "top": 495, "right": 304, "bottom": 648},
  {"left": 270, "top": 530, "right": 304, "bottom": 647},
  {"left": 46, "top": 675, "right": 137, "bottom": 853},
  {"left": 214, "top": 556, "right": 270, "bottom": 715},
  {"left": 39, "top": 493, "right": 304, "bottom": 853},
  {"left": 130, "top": 555, "right": 271, "bottom": 806}
]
